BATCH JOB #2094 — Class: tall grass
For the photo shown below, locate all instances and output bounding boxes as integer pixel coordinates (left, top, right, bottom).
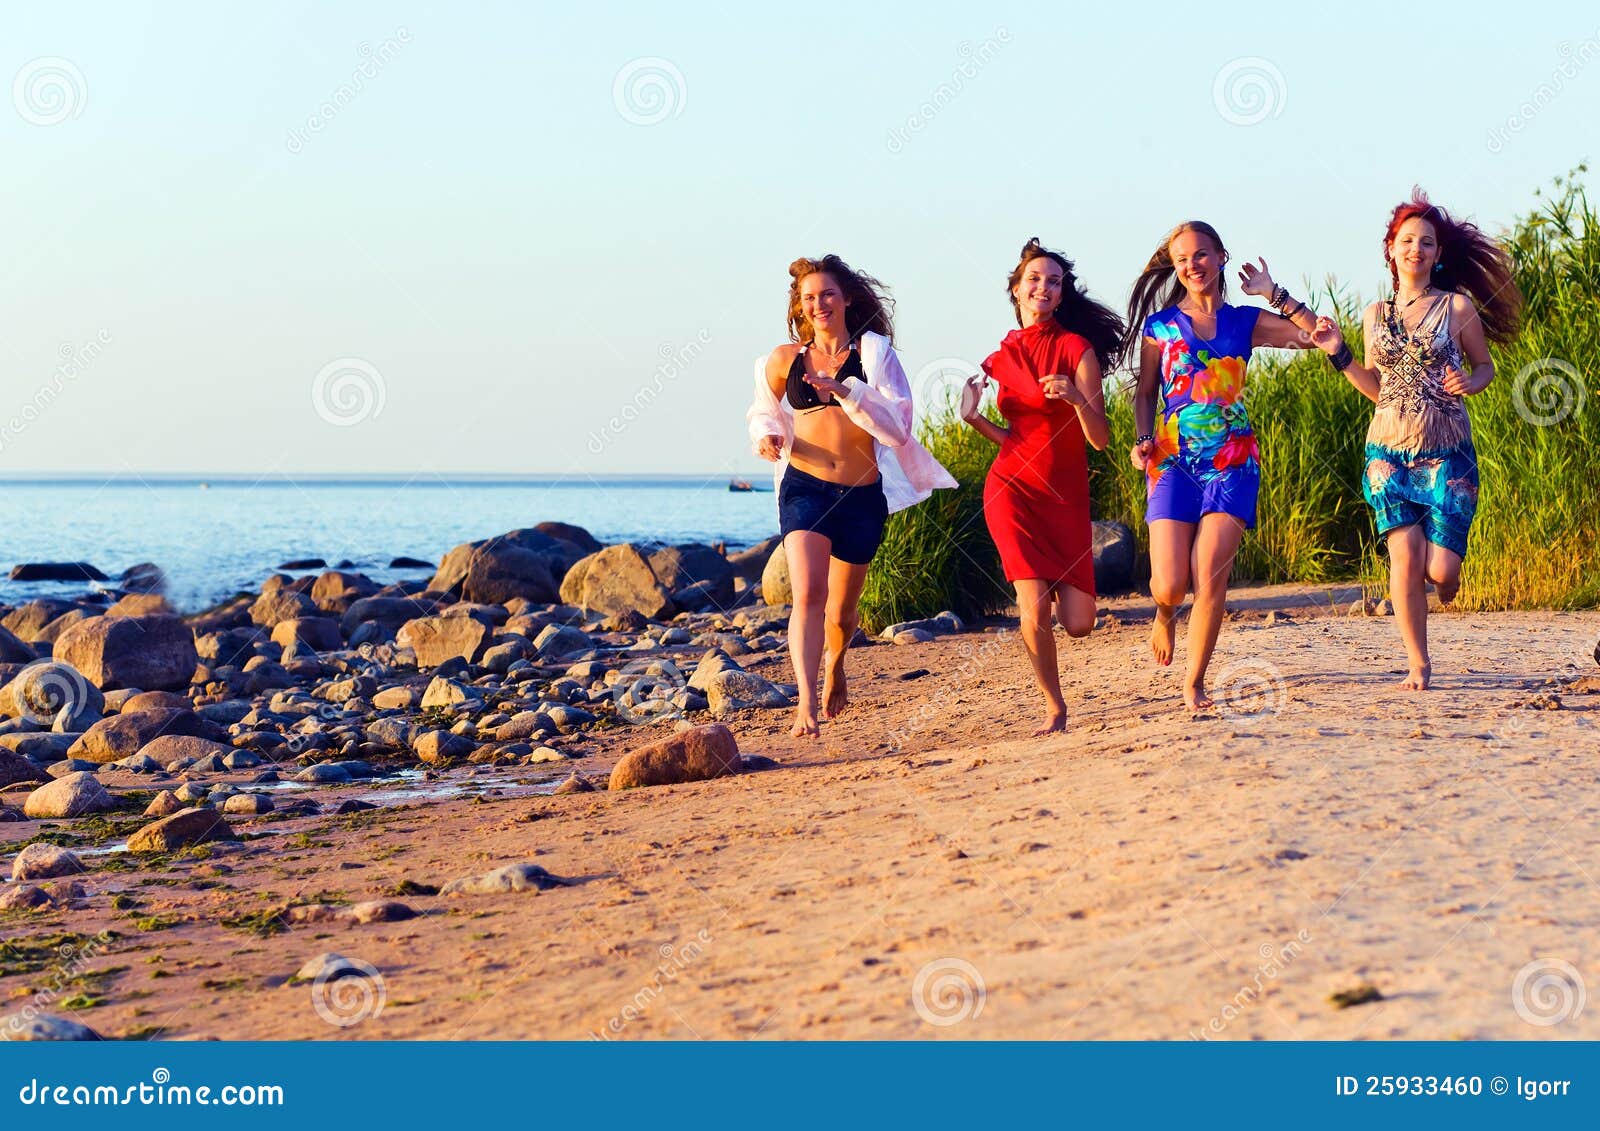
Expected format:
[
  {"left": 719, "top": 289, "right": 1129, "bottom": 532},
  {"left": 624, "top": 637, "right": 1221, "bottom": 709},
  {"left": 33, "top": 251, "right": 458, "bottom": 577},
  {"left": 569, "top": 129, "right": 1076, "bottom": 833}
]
[{"left": 860, "top": 169, "right": 1599, "bottom": 626}]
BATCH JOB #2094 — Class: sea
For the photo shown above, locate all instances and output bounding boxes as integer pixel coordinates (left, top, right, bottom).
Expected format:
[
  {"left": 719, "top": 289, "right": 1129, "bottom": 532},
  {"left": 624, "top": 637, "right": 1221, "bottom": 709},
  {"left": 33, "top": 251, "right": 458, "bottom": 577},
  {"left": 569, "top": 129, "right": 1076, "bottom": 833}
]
[{"left": 0, "top": 475, "right": 779, "bottom": 614}]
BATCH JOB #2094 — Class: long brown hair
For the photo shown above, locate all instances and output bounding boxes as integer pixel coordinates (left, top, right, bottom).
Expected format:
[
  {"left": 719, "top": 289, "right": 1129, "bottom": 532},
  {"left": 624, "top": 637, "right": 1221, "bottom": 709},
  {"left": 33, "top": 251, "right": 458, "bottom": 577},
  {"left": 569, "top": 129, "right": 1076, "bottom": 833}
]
[
  {"left": 787, "top": 255, "right": 895, "bottom": 344},
  {"left": 1384, "top": 188, "right": 1522, "bottom": 344},
  {"left": 1008, "top": 237, "right": 1126, "bottom": 370},
  {"left": 1122, "top": 220, "right": 1229, "bottom": 358}
]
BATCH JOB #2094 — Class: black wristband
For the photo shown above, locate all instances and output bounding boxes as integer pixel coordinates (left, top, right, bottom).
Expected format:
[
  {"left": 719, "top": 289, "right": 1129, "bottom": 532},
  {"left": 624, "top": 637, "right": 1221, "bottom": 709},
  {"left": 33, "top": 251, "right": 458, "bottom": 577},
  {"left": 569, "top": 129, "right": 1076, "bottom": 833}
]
[
  {"left": 1328, "top": 342, "right": 1354, "bottom": 371},
  {"left": 1136, "top": 433, "right": 1155, "bottom": 445}
]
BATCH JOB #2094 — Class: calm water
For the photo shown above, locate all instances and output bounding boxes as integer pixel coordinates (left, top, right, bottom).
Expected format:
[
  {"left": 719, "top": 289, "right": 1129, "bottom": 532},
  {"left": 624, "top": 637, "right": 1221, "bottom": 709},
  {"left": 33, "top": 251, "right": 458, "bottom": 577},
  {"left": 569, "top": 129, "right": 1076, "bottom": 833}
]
[{"left": 0, "top": 477, "right": 779, "bottom": 613}]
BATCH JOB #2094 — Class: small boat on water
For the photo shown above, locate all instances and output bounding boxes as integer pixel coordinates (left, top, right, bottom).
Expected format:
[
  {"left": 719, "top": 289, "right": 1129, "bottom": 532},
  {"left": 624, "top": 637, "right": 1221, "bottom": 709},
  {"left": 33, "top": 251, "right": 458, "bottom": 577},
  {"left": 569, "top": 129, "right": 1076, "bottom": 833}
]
[{"left": 728, "top": 478, "right": 753, "bottom": 492}]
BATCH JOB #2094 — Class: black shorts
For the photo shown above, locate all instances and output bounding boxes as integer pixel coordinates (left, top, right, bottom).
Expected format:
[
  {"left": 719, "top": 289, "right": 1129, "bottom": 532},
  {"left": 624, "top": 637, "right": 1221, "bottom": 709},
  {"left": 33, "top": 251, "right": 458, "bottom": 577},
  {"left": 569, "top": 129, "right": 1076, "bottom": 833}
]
[{"left": 778, "top": 466, "right": 888, "bottom": 565}]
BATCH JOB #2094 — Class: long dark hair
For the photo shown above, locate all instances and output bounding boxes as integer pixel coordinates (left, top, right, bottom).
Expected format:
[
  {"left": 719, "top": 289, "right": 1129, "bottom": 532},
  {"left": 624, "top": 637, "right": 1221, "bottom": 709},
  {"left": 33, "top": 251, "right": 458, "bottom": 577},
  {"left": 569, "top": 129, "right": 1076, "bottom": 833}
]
[
  {"left": 1384, "top": 188, "right": 1522, "bottom": 344},
  {"left": 1122, "top": 220, "right": 1229, "bottom": 358},
  {"left": 1008, "top": 238, "right": 1126, "bottom": 370},
  {"left": 787, "top": 255, "right": 895, "bottom": 344}
]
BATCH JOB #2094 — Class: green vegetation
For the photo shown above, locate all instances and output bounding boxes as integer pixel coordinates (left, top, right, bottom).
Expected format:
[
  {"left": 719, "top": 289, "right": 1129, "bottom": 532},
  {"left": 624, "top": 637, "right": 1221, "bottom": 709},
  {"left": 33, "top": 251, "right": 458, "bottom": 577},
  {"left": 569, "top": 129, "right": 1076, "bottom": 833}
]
[{"left": 862, "top": 170, "right": 1599, "bottom": 626}]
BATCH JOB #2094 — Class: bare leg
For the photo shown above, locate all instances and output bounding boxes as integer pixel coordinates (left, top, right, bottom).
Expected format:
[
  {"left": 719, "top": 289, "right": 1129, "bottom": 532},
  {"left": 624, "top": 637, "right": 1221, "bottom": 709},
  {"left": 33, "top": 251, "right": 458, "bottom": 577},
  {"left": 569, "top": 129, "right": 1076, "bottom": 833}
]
[
  {"left": 1147, "top": 519, "right": 1194, "bottom": 666},
  {"left": 1015, "top": 579, "right": 1067, "bottom": 735},
  {"left": 1184, "top": 513, "right": 1246, "bottom": 712},
  {"left": 1388, "top": 525, "right": 1431, "bottom": 689},
  {"left": 1055, "top": 584, "right": 1096, "bottom": 639},
  {"left": 1425, "top": 542, "right": 1463, "bottom": 606},
  {"left": 784, "top": 532, "right": 832, "bottom": 736},
  {"left": 821, "top": 557, "right": 870, "bottom": 719}
]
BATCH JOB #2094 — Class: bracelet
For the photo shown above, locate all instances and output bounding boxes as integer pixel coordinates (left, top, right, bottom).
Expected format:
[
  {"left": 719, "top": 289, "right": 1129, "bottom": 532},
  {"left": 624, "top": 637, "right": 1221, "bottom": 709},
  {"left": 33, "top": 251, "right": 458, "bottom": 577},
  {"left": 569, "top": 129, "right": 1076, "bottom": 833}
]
[
  {"left": 1136, "top": 433, "right": 1155, "bottom": 445},
  {"left": 1269, "top": 284, "right": 1287, "bottom": 309},
  {"left": 1327, "top": 342, "right": 1354, "bottom": 371},
  {"left": 1285, "top": 299, "right": 1305, "bottom": 319}
]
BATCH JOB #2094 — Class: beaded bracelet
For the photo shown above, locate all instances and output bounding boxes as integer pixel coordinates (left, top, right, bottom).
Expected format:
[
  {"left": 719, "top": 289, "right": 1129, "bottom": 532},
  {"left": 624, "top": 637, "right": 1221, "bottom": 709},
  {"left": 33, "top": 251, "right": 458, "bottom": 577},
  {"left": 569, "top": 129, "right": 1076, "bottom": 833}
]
[
  {"left": 1269, "top": 284, "right": 1287, "bottom": 309},
  {"left": 1136, "top": 433, "right": 1155, "bottom": 445},
  {"left": 1327, "top": 342, "right": 1354, "bottom": 371}
]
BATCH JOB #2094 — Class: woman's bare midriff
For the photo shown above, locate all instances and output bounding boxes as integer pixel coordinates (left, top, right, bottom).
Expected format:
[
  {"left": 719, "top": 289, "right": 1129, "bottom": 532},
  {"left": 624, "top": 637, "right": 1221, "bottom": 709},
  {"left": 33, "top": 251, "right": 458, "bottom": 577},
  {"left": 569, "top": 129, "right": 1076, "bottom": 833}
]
[{"left": 789, "top": 409, "right": 879, "bottom": 485}]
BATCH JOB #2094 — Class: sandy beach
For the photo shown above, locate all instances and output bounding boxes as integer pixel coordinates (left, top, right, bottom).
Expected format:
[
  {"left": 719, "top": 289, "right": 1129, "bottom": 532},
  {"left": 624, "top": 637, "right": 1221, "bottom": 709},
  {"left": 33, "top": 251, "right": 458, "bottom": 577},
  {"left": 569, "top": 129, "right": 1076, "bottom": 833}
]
[{"left": 5, "top": 586, "right": 1595, "bottom": 1042}]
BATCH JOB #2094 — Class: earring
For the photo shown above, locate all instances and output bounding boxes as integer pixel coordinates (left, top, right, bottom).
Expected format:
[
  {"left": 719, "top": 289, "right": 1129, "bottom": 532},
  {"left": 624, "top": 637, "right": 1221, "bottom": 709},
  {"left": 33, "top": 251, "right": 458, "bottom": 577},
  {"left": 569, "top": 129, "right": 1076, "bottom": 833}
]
[{"left": 1433, "top": 262, "right": 1443, "bottom": 273}]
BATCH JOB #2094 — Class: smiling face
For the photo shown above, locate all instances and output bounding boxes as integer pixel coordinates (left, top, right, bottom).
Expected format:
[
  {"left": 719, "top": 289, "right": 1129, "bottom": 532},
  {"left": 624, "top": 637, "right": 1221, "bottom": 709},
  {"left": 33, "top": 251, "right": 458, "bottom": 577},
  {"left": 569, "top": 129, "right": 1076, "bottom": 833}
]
[
  {"left": 1012, "top": 256, "right": 1065, "bottom": 322},
  {"left": 1389, "top": 216, "right": 1440, "bottom": 280},
  {"left": 1169, "top": 229, "right": 1225, "bottom": 299},
  {"left": 799, "top": 271, "right": 849, "bottom": 337}
]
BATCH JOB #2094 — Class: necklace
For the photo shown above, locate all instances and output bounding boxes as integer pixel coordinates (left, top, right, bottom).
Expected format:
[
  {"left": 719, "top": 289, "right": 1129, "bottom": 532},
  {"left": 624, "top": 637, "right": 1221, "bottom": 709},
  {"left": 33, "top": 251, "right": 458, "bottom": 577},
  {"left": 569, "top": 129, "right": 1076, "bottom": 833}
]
[
  {"left": 1388, "top": 287, "right": 1437, "bottom": 340},
  {"left": 808, "top": 338, "right": 852, "bottom": 378}
]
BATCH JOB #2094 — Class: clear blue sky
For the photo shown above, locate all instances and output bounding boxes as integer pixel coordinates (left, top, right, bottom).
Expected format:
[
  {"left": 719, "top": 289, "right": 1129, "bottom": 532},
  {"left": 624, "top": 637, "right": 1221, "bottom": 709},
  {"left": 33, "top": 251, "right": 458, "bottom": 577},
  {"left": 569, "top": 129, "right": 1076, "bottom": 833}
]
[{"left": 2, "top": 0, "right": 1593, "bottom": 480}]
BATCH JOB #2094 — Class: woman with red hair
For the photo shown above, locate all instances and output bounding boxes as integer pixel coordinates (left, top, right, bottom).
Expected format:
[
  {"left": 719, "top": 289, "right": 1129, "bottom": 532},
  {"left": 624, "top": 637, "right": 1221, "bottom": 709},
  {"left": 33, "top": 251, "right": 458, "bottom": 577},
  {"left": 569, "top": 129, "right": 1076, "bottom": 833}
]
[{"left": 1312, "top": 189, "right": 1523, "bottom": 689}]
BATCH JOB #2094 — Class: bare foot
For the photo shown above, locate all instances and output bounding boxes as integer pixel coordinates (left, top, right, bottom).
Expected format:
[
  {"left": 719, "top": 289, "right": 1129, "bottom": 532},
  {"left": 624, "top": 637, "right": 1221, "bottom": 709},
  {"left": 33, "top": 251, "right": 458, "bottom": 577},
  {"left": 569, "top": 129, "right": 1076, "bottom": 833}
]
[
  {"left": 790, "top": 708, "right": 820, "bottom": 738},
  {"left": 1032, "top": 707, "right": 1067, "bottom": 736},
  {"left": 1400, "top": 664, "right": 1431, "bottom": 691},
  {"left": 1150, "top": 608, "right": 1176, "bottom": 666},
  {"left": 822, "top": 657, "right": 848, "bottom": 719},
  {"left": 1185, "top": 682, "right": 1215, "bottom": 714},
  {"left": 1435, "top": 579, "right": 1459, "bottom": 605}
]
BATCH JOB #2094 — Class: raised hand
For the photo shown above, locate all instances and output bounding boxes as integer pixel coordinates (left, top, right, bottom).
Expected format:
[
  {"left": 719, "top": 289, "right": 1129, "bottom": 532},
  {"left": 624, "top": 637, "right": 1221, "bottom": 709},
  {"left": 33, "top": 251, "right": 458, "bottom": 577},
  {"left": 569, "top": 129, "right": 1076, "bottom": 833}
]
[
  {"left": 1237, "top": 257, "right": 1275, "bottom": 298},
  {"left": 1039, "top": 373, "right": 1083, "bottom": 406},
  {"left": 755, "top": 435, "right": 784, "bottom": 462},
  {"left": 802, "top": 372, "right": 849, "bottom": 403},
  {"left": 959, "top": 374, "right": 987, "bottom": 421},
  {"left": 1310, "top": 315, "right": 1345, "bottom": 356},
  {"left": 1442, "top": 364, "right": 1488, "bottom": 396}
]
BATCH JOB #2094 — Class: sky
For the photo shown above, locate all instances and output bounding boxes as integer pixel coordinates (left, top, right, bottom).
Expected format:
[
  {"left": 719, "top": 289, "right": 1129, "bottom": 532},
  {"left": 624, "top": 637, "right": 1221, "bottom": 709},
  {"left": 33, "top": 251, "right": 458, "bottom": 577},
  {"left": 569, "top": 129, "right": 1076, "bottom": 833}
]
[{"left": 1, "top": 0, "right": 1594, "bottom": 480}]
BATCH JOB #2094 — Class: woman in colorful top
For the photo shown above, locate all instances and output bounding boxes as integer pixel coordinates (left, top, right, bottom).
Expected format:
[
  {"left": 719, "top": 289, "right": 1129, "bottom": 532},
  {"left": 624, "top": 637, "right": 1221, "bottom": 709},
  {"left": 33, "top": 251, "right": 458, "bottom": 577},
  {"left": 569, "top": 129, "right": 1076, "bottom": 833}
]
[
  {"left": 747, "top": 255, "right": 956, "bottom": 737},
  {"left": 1125, "top": 221, "right": 1320, "bottom": 713},
  {"left": 959, "top": 238, "right": 1124, "bottom": 735},
  {"left": 1312, "top": 189, "right": 1522, "bottom": 690}
]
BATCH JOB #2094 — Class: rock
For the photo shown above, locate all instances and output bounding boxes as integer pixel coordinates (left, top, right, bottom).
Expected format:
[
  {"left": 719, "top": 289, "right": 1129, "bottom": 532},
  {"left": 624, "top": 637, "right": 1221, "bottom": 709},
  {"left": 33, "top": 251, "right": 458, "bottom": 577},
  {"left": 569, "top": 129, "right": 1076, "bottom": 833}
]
[
  {"left": 0, "top": 660, "right": 105, "bottom": 723},
  {"left": 760, "top": 541, "right": 792, "bottom": 606},
  {"left": 364, "top": 717, "right": 419, "bottom": 751},
  {"left": 23, "top": 772, "right": 117, "bottom": 818},
  {"left": 609, "top": 723, "right": 742, "bottom": 789},
  {"left": 603, "top": 608, "right": 649, "bottom": 634},
  {"left": 545, "top": 704, "right": 596, "bottom": 733},
  {"left": 223, "top": 793, "right": 274, "bottom": 815},
  {"left": 173, "top": 782, "right": 210, "bottom": 802},
  {"left": 319, "top": 675, "right": 377, "bottom": 703},
  {"left": 703, "top": 669, "right": 790, "bottom": 716},
  {"left": 294, "top": 952, "right": 375, "bottom": 983},
  {"left": 9, "top": 562, "right": 108, "bottom": 582},
  {"left": 46, "top": 757, "right": 98, "bottom": 777},
  {"left": 0, "top": 626, "right": 38, "bottom": 664},
  {"left": 0, "top": 884, "right": 53, "bottom": 911},
  {"left": 341, "top": 596, "right": 437, "bottom": 637},
  {"left": 1, "top": 1013, "right": 102, "bottom": 1040},
  {"left": 559, "top": 543, "right": 675, "bottom": 620},
  {"left": 553, "top": 772, "right": 597, "bottom": 794},
  {"left": 480, "top": 639, "right": 531, "bottom": 673},
  {"left": 119, "top": 690, "right": 189, "bottom": 714},
  {"left": 524, "top": 745, "right": 569, "bottom": 764},
  {"left": 389, "top": 556, "right": 434, "bottom": 569},
  {"left": 672, "top": 579, "right": 733, "bottom": 613},
  {"left": 144, "top": 790, "right": 184, "bottom": 817},
  {"left": 441, "top": 861, "right": 574, "bottom": 894},
  {"left": 893, "top": 628, "right": 935, "bottom": 645},
  {"left": 432, "top": 530, "right": 580, "bottom": 605},
  {"left": 105, "top": 593, "right": 175, "bottom": 618},
  {"left": 194, "top": 626, "right": 268, "bottom": 667},
  {"left": 3, "top": 598, "right": 78, "bottom": 642},
  {"left": 420, "top": 676, "right": 476, "bottom": 710},
  {"left": 136, "top": 735, "right": 234, "bottom": 767},
  {"left": 688, "top": 649, "right": 743, "bottom": 693},
  {"left": 120, "top": 562, "right": 166, "bottom": 593},
  {"left": 728, "top": 535, "right": 781, "bottom": 583},
  {"left": 534, "top": 521, "right": 602, "bottom": 554},
  {"left": 414, "top": 729, "right": 474, "bottom": 765},
  {"left": 494, "top": 711, "right": 553, "bottom": 742},
  {"left": 35, "top": 610, "right": 95, "bottom": 647},
  {"left": 533, "top": 624, "right": 590, "bottom": 658},
  {"left": 741, "top": 753, "right": 781, "bottom": 771},
  {"left": 52, "top": 615, "right": 198, "bottom": 691},
  {"left": 0, "top": 747, "right": 44, "bottom": 787},
  {"left": 278, "top": 557, "right": 327, "bottom": 570},
  {"left": 295, "top": 762, "right": 351, "bottom": 783},
  {"left": 397, "top": 614, "right": 496, "bottom": 668},
  {"left": 69, "top": 710, "right": 218, "bottom": 765},
  {"left": 127, "top": 808, "right": 238, "bottom": 853},
  {"left": 272, "top": 617, "right": 343, "bottom": 653},
  {"left": 11, "top": 843, "right": 83, "bottom": 881},
  {"left": 648, "top": 543, "right": 735, "bottom": 607}
]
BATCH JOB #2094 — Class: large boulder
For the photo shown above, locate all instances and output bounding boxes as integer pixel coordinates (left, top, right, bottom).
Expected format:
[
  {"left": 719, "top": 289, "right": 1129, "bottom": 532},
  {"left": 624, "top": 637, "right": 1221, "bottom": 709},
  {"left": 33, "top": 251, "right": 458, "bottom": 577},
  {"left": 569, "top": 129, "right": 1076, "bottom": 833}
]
[
  {"left": 311, "top": 570, "right": 379, "bottom": 613},
  {"left": 761, "top": 541, "right": 792, "bottom": 606},
  {"left": 608, "top": 723, "right": 742, "bottom": 790},
  {"left": 431, "top": 529, "right": 583, "bottom": 605},
  {"left": 127, "top": 808, "right": 238, "bottom": 854},
  {"left": 34, "top": 610, "right": 96, "bottom": 648},
  {"left": 728, "top": 535, "right": 781, "bottom": 583},
  {"left": 67, "top": 708, "right": 219, "bottom": 765},
  {"left": 105, "top": 593, "right": 174, "bottom": 618},
  {"left": 3, "top": 599, "right": 76, "bottom": 642},
  {"left": 9, "top": 562, "right": 108, "bottom": 582},
  {"left": 23, "top": 772, "right": 117, "bottom": 819},
  {"left": 194, "top": 626, "right": 268, "bottom": 667},
  {"left": 340, "top": 596, "right": 437, "bottom": 637},
  {"left": 1091, "top": 521, "right": 1136, "bottom": 594},
  {"left": 271, "top": 617, "right": 343, "bottom": 653},
  {"left": 137, "top": 735, "right": 235, "bottom": 766},
  {"left": 52, "top": 615, "right": 198, "bottom": 691},
  {"left": 249, "top": 589, "right": 319, "bottom": 628},
  {"left": 0, "top": 625, "right": 37, "bottom": 663},
  {"left": 559, "top": 544, "right": 675, "bottom": 620},
  {"left": 396, "top": 615, "right": 496, "bottom": 667},
  {"left": 12, "top": 843, "right": 83, "bottom": 881},
  {"left": 649, "top": 544, "right": 735, "bottom": 610},
  {"left": 704, "top": 669, "right": 791, "bottom": 716},
  {"left": 0, "top": 661, "right": 105, "bottom": 723},
  {"left": 533, "top": 522, "right": 602, "bottom": 554},
  {"left": 0, "top": 748, "right": 45, "bottom": 788}
]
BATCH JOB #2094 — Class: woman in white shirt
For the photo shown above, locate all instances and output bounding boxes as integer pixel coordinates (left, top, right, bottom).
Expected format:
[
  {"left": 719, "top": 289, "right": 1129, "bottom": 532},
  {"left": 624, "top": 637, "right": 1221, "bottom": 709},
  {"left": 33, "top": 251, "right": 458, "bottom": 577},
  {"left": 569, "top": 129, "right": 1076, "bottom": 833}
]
[{"left": 747, "top": 255, "right": 955, "bottom": 737}]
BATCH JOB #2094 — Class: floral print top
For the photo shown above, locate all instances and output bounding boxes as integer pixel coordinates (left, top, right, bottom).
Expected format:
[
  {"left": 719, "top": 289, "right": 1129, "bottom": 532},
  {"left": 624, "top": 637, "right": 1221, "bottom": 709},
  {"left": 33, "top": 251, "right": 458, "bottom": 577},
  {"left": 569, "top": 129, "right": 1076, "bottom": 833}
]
[{"left": 1142, "top": 303, "right": 1261, "bottom": 484}]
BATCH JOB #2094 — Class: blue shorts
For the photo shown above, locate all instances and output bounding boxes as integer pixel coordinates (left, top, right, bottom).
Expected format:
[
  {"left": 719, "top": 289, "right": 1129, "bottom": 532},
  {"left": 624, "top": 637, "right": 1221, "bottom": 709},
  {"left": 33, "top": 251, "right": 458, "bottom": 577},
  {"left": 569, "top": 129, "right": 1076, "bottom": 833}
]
[
  {"left": 1145, "top": 458, "right": 1259, "bottom": 529},
  {"left": 1363, "top": 441, "right": 1478, "bottom": 558},
  {"left": 779, "top": 465, "right": 888, "bottom": 565}
]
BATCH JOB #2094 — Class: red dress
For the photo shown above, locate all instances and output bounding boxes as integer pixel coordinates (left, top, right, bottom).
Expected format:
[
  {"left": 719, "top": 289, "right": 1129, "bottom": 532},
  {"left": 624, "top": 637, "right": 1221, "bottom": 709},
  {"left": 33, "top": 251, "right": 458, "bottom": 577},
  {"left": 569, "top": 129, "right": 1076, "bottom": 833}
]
[{"left": 982, "top": 320, "right": 1096, "bottom": 594}]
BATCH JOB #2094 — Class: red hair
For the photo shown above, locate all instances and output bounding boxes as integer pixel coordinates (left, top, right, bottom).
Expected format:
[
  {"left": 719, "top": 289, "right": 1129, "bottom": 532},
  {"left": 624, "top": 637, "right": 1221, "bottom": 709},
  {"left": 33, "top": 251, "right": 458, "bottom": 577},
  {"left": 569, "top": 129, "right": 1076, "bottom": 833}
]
[{"left": 1383, "top": 188, "right": 1522, "bottom": 344}]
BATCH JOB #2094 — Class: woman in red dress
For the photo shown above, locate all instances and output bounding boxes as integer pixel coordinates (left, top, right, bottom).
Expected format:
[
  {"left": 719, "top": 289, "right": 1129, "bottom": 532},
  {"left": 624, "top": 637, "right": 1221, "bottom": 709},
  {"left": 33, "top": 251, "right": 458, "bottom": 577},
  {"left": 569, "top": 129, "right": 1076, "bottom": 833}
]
[{"left": 961, "top": 238, "right": 1126, "bottom": 734}]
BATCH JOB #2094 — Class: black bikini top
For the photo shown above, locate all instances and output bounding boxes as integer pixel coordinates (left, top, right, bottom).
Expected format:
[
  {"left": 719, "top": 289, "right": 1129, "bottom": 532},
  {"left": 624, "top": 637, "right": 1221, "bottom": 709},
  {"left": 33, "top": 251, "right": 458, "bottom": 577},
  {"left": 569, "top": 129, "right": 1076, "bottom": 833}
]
[{"left": 786, "top": 343, "right": 864, "bottom": 411}]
